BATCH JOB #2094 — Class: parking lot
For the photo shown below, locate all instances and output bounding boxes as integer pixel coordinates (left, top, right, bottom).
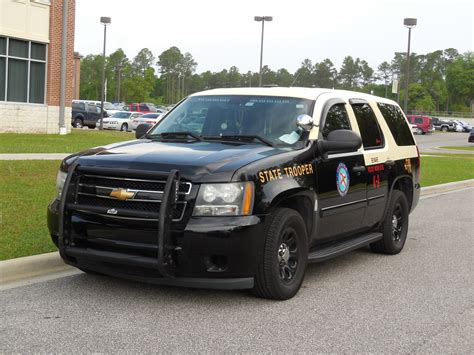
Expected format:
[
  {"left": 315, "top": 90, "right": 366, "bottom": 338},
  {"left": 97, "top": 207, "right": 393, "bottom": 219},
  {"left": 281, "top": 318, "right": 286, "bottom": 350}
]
[
  {"left": 1, "top": 189, "right": 472, "bottom": 353},
  {"left": 415, "top": 131, "right": 472, "bottom": 153}
]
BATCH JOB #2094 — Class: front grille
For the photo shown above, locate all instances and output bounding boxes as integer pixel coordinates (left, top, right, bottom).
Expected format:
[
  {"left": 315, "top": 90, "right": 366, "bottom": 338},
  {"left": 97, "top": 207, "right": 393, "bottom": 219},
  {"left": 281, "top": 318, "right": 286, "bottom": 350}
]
[
  {"left": 76, "top": 194, "right": 185, "bottom": 220},
  {"left": 80, "top": 174, "right": 191, "bottom": 194},
  {"left": 73, "top": 173, "right": 190, "bottom": 221}
]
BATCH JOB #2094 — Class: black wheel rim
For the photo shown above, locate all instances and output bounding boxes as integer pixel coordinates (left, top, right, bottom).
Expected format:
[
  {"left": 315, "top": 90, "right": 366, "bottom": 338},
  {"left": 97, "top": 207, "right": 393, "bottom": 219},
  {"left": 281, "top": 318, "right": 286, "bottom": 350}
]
[
  {"left": 278, "top": 227, "right": 300, "bottom": 283},
  {"left": 391, "top": 203, "right": 404, "bottom": 242}
]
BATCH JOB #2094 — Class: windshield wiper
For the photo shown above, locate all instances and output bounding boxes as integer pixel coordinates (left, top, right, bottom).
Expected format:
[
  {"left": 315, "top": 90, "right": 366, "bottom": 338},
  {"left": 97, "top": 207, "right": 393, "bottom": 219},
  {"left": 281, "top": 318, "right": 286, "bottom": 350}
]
[
  {"left": 148, "top": 132, "right": 202, "bottom": 141},
  {"left": 202, "top": 135, "right": 275, "bottom": 147}
]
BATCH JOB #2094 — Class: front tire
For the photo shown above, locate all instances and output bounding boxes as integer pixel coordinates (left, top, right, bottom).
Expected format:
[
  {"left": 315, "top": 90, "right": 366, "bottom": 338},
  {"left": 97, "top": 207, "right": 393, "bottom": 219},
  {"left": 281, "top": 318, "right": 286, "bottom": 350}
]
[
  {"left": 370, "top": 190, "right": 409, "bottom": 255},
  {"left": 120, "top": 123, "right": 128, "bottom": 131},
  {"left": 253, "top": 208, "right": 308, "bottom": 300},
  {"left": 441, "top": 126, "right": 448, "bottom": 132}
]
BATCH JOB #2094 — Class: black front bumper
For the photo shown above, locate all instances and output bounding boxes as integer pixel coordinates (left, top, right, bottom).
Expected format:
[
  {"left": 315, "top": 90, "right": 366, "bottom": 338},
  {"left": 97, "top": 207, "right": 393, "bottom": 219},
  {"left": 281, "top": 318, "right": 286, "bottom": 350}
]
[{"left": 48, "top": 199, "right": 265, "bottom": 290}]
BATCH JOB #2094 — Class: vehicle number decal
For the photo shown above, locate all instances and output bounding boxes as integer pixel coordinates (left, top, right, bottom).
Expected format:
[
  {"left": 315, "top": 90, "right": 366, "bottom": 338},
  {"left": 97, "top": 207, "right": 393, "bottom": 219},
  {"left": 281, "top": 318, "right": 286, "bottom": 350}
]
[
  {"left": 258, "top": 164, "right": 314, "bottom": 184},
  {"left": 372, "top": 174, "right": 381, "bottom": 189}
]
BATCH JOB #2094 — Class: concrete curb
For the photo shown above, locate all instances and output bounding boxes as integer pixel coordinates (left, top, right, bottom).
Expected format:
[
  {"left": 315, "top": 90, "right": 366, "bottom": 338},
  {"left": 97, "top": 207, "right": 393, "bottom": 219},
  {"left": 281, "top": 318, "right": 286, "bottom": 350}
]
[
  {"left": 420, "top": 179, "right": 474, "bottom": 197},
  {"left": 0, "top": 153, "right": 69, "bottom": 160},
  {"left": 0, "top": 252, "right": 73, "bottom": 285},
  {"left": 1, "top": 179, "right": 473, "bottom": 286}
]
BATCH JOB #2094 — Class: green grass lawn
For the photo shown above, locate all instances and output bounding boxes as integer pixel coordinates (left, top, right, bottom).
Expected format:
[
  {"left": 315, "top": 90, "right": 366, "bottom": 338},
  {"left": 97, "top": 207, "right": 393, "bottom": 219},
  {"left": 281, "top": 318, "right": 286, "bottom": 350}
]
[
  {"left": 0, "top": 129, "right": 134, "bottom": 153},
  {"left": 420, "top": 154, "right": 474, "bottom": 186},
  {"left": 0, "top": 155, "right": 473, "bottom": 260},
  {"left": 438, "top": 146, "right": 474, "bottom": 151},
  {"left": 0, "top": 160, "right": 60, "bottom": 260}
]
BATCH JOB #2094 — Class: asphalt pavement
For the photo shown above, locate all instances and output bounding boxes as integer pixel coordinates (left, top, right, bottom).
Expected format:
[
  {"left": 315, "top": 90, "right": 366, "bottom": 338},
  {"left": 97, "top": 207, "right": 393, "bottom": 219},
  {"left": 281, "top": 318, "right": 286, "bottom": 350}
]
[
  {"left": 1, "top": 188, "right": 473, "bottom": 353},
  {"left": 415, "top": 131, "right": 472, "bottom": 154}
]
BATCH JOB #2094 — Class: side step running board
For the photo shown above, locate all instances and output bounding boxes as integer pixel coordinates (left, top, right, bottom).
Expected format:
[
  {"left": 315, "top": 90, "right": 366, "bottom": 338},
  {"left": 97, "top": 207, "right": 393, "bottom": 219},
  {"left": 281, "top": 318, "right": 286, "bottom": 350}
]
[{"left": 308, "top": 232, "right": 383, "bottom": 263}]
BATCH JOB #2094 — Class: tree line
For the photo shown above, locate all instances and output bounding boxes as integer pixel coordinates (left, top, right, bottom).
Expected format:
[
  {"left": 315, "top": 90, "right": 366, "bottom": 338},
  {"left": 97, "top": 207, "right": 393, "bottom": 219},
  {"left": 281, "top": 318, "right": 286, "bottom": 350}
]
[{"left": 79, "top": 47, "right": 473, "bottom": 113}]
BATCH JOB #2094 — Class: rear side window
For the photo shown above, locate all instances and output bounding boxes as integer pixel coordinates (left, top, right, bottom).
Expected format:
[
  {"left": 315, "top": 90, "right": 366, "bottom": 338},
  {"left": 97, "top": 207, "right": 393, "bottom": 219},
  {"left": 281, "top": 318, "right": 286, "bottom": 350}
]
[
  {"left": 351, "top": 103, "right": 384, "bottom": 149},
  {"left": 321, "top": 104, "right": 351, "bottom": 138},
  {"left": 377, "top": 103, "right": 415, "bottom": 146},
  {"left": 415, "top": 117, "right": 423, "bottom": 124},
  {"left": 139, "top": 104, "right": 148, "bottom": 111}
]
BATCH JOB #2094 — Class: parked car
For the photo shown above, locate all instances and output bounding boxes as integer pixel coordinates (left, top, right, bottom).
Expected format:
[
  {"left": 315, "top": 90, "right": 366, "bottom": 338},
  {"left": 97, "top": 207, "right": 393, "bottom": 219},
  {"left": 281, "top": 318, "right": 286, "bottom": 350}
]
[
  {"left": 97, "top": 111, "right": 143, "bottom": 131},
  {"left": 431, "top": 117, "right": 456, "bottom": 132},
  {"left": 406, "top": 115, "right": 434, "bottom": 135},
  {"left": 71, "top": 102, "right": 101, "bottom": 128},
  {"left": 72, "top": 100, "right": 120, "bottom": 117},
  {"left": 127, "top": 103, "right": 158, "bottom": 113},
  {"left": 49, "top": 87, "right": 421, "bottom": 300},
  {"left": 131, "top": 113, "right": 164, "bottom": 130},
  {"left": 410, "top": 123, "right": 419, "bottom": 134},
  {"left": 453, "top": 120, "right": 471, "bottom": 133},
  {"left": 469, "top": 128, "right": 474, "bottom": 143}
]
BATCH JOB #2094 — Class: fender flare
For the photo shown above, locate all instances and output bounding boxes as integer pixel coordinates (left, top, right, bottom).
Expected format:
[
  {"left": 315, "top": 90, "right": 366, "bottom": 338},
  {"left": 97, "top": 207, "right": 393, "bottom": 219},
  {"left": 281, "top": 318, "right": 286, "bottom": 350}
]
[{"left": 377, "top": 174, "right": 413, "bottom": 228}]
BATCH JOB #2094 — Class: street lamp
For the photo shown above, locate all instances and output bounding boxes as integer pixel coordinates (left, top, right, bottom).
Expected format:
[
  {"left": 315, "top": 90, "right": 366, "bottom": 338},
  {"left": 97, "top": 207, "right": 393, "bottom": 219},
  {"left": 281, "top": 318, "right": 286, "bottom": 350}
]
[
  {"left": 99, "top": 16, "right": 111, "bottom": 130},
  {"left": 254, "top": 16, "right": 272, "bottom": 87},
  {"left": 403, "top": 17, "right": 417, "bottom": 114}
]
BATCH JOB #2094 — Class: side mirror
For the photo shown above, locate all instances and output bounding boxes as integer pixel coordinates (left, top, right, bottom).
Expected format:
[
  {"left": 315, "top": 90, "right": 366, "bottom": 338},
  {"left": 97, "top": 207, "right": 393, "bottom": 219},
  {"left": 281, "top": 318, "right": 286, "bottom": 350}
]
[
  {"left": 296, "top": 114, "right": 314, "bottom": 132},
  {"left": 317, "top": 129, "right": 362, "bottom": 155},
  {"left": 135, "top": 123, "right": 152, "bottom": 139}
]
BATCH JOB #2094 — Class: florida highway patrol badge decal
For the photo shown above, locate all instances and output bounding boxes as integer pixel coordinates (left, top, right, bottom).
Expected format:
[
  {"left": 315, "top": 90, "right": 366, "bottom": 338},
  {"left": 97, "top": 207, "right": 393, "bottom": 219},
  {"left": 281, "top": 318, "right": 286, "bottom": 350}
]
[{"left": 336, "top": 162, "right": 350, "bottom": 197}]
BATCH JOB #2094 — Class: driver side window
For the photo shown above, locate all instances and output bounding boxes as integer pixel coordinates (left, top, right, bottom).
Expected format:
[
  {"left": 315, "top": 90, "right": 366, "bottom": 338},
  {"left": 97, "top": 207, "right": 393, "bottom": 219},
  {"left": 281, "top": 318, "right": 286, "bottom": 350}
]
[{"left": 321, "top": 103, "right": 351, "bottom": 138}]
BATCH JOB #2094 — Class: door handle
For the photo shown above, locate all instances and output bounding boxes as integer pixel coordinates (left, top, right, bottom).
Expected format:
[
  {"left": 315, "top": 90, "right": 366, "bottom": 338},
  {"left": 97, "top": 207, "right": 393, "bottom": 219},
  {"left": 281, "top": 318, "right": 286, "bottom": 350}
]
[
  {"left": 352, "top": 165, "right": 366, "bottom": 173},
  {"left": 385, "top": 160, "right": 395, "bottom": 167}
]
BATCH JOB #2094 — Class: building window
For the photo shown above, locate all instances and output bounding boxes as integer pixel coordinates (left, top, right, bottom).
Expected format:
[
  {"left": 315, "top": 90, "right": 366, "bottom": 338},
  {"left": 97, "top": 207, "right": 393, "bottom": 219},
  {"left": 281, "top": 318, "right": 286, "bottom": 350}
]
[{"left": 0, "top": 36, "right": 47, "bottom": 104}]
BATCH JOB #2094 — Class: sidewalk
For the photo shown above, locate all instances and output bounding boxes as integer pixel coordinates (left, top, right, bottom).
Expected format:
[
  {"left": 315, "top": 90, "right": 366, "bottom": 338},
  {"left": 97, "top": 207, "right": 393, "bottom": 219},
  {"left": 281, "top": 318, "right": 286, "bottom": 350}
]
[{"left": 0, "top": 153, "right": 70, "bottom": 160}]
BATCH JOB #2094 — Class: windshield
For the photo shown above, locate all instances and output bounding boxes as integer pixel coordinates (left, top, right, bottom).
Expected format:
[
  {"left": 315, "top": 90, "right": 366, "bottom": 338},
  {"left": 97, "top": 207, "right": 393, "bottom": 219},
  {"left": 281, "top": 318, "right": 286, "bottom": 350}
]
[
  {"left": 111, "top": 112, "right": 131, "bottom": 119},
  {"left": 147, "top": 95, "right": 314, "bottom": 146},
  {"left": 104, "top": 102, "right": 115, "bottom": 110}
]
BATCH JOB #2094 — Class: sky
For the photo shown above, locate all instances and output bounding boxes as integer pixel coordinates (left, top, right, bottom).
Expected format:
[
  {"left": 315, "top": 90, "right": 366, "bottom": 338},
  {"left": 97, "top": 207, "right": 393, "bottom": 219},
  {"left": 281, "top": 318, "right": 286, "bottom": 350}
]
[{"left": 75, "top": 0, "right": 473, "bottom": 74}]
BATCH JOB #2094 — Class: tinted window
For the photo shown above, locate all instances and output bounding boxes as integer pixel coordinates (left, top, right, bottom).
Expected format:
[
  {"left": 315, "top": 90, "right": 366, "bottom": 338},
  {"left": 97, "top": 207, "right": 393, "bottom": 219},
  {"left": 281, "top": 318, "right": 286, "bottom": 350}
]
[
  {"left": 351, "top": 103, "right": 384, "bottom": 149},
  {"left": 112, "top": 112, "right": 131, "bottom": 118},
  {"left": 414, "top": 117, "right": 423, "bottom": 124},
  {"left": 139, "top": 104, "right": 148, "bottom": 110},
  {"left": 377, "top": 103, "right": 415, "bottom": 146},
  {"left": 0, "top": 37, "right": 5, "bottom": 55},
  {"left": 9, "top": 39, "right": 28, "bottom": 58},
  {"left": 321, "top": 103, "right": 351, "bottom": 138}
]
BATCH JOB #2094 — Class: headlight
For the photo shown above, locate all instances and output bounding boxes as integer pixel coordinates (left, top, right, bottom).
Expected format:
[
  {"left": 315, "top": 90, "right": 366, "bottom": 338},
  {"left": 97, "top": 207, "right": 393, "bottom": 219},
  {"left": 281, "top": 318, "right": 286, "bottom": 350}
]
[
  {"left": 56, "top": 170, "right": 67, "bottom": 198},
  {"left": 193, "top": 182, "right": 254, "bottom": 216}
]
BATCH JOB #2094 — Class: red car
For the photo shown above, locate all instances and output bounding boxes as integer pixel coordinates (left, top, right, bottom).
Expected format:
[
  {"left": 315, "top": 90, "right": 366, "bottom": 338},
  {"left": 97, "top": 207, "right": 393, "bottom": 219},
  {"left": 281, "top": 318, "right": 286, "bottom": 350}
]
[
  {"left": 127, "top": 103, "right": 157, "bottom": 113},
  {"left": 407, "top": 115, "right": 434, "bottom": 135}
]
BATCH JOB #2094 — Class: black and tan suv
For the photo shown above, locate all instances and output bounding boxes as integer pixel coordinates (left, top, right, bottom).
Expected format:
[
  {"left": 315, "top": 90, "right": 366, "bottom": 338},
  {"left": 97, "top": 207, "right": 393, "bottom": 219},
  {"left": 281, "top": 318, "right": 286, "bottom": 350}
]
[{"left": 48, "top": 88, "right": 421, "bottom": 300}]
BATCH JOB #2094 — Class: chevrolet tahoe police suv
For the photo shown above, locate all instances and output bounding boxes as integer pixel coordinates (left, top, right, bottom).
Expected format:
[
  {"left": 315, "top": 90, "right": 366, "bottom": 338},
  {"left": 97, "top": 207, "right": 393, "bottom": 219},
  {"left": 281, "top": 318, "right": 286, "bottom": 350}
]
[{"left": 48, "top": 88, "right": 420, "bottom": 300}]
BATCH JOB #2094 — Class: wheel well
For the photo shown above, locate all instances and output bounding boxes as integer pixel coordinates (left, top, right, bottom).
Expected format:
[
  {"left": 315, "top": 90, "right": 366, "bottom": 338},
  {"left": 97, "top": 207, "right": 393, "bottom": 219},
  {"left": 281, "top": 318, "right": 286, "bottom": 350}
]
[
  {"left": 274, "top": 195, "right": 313, "bottom": 238},
  {"left": 392, "top": 177, "right": 413, "bottom": 210},
  {"left": 74, "top": 115, "right": 84, "bottom": 121}
]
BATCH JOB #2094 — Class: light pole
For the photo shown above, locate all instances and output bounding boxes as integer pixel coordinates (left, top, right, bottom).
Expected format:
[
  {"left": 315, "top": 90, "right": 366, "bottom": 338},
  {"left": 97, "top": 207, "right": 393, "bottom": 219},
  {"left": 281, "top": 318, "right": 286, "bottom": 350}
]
[
  {"left": 254, "top": 16, "right": 272, "bottom": 87},
  {"left": 403, "top": 17, "right": 417, "bottom": 114},
  {"left": 99, "top": 16, "right": 111, "bottom": 130}
]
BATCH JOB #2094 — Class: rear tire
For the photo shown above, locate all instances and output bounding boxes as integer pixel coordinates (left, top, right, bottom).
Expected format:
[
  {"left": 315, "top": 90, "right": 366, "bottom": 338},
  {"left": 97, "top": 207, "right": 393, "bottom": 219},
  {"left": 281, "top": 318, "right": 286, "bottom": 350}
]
[
  {"left": 441, "top": 126, "right": 448, "bottom": 132},
  {"left": 416, "top": 128, "right": 423, "bottom": 135},
  {"left": 253, "top": 208, "right": 308, "bottom": 300},
  {"left": 73, "top": 118, "right": 83, "bottom": 128},
  {"left": 370, "top": 190, "right": 409, "bottom": 255}
]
